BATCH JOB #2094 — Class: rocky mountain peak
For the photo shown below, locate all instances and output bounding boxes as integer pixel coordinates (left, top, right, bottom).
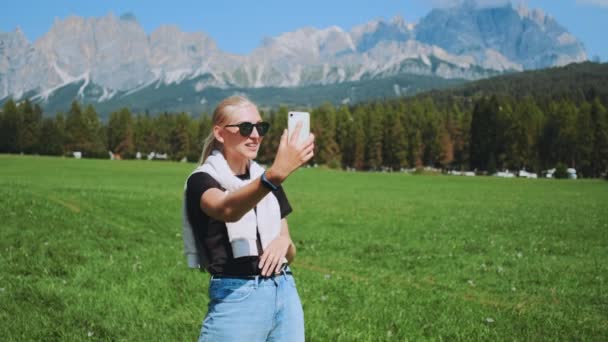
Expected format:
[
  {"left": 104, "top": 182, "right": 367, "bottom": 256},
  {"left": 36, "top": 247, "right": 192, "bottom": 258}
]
[{"left": 0, "top": 4, "right": 588, "bottom": 108}]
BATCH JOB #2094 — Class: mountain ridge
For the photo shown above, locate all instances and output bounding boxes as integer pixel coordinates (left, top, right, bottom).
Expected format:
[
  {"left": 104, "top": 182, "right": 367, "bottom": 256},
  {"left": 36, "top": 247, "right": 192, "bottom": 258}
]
[{"left": 0, "top": 1, "right": 587, "bottom": 114}]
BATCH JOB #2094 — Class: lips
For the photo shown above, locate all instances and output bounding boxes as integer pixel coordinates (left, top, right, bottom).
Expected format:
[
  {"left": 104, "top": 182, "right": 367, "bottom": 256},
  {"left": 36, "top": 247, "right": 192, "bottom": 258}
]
[{"left": 245, "top": 143, "right": 258, "bottom": 151}]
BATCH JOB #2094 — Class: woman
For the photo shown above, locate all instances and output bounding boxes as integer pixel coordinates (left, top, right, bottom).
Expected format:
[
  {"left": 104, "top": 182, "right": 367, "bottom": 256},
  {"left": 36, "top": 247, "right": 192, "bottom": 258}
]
[{"left": 182, "top": 96, "right": 315, "bottom": 341}]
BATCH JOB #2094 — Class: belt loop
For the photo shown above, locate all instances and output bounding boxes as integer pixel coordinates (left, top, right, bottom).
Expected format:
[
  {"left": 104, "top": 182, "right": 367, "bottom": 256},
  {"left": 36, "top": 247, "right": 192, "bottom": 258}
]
[{"left": 254, "top": 275, "right": 259, "bottom": 289}]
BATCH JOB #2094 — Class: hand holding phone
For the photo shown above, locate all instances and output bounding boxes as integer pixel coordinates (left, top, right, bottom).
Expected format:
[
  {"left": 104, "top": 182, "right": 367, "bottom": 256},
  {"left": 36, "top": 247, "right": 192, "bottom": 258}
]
[
  {"left": 265, "top": 111, "right": 315, "bottom": 184},
  {"left": 288, "top": 111, "right": 310, "bottom": 146}
]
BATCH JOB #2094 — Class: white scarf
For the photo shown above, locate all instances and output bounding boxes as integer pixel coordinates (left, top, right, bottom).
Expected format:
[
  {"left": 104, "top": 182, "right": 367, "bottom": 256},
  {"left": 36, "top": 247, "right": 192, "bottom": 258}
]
[{"left": 182, "top": 150, "right": 282, "bottom": 268}]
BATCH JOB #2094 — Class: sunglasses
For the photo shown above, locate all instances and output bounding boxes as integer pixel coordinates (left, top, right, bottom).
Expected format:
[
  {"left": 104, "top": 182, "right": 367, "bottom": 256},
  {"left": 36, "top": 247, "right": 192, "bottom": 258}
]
[{"left": 224, "top": 121, "right": 270, "bottom": 137}]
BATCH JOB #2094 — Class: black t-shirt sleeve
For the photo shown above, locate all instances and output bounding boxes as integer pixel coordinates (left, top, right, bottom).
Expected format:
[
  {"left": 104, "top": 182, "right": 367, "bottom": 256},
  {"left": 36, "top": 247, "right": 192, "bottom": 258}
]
[
  {"left": 273, "top": 185, "right": 293, "bottom": 219},
  {"left": 186, "top": 172, "right": 222, "bottom": 219}
]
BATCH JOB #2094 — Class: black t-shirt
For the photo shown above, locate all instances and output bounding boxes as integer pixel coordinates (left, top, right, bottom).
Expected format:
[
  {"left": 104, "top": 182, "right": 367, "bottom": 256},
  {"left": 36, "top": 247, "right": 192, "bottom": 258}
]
[{"left": 185, "top": 169, "right": 292, "bottom": 275}]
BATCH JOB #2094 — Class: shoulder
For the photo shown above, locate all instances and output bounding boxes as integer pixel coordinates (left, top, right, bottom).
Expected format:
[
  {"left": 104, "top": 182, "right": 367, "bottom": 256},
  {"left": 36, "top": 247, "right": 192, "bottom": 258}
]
[{"left": 187, "top": 172, "right": 224, "bottom": 195}]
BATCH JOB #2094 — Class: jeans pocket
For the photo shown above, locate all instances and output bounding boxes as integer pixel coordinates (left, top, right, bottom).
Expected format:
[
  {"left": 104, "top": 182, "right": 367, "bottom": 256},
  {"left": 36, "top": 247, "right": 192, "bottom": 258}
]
[{"left": 209, "top": 279, "right": 255, "bottom": 303}]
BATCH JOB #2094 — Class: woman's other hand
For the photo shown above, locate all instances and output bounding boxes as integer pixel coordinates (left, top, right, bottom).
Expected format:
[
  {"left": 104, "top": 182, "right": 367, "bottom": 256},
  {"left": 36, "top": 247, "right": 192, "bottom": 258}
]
[
  {"left": 258, "top": 236, "right": 292, "bottom": 276},
  {"left": 266, "top": 123, "right": 314, "bottom": 184}
]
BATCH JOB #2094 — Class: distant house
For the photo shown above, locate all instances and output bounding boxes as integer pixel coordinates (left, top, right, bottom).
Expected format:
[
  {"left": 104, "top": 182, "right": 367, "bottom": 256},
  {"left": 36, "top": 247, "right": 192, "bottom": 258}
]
[
  {"left": 447, "top": 170, "right": 476, "bottom": 176},
  {"left": 518, "top": 170, "right": 538, "bottom": 179},
  {"left": 495, "top": 171, "right": 515, "bottom": 178},
  {"left": 543, "top": 168, "right": 577, "bottom": 179}
]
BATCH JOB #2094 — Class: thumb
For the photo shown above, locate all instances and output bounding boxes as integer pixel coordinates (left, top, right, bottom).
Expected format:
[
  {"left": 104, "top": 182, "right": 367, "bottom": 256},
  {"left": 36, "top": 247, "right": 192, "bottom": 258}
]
[{"left": 280, "top": 129, "right": 288, "bottom": 145}]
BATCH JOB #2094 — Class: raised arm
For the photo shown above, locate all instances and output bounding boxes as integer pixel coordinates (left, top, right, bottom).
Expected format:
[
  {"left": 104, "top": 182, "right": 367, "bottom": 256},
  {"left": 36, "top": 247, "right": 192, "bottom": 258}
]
[{"left": 201, "top": 125, "right": 314, "bottom": 222}]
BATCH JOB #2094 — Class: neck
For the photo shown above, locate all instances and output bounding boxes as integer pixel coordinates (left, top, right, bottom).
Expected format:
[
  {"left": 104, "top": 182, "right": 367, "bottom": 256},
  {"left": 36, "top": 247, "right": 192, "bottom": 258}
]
[{"left": 224, "top": 150, "right": 248, "bottom": 175}]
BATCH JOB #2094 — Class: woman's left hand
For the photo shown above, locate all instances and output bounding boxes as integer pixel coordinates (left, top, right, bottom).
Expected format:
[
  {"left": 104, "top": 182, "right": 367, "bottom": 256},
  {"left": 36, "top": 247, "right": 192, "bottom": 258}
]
[{"left": 259, "top": 236, "right": 291, "bottom": 276}]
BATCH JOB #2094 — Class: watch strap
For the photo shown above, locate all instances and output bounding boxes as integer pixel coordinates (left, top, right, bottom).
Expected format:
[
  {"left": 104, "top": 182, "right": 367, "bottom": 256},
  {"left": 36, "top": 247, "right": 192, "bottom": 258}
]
[{"left": 260, "top": 171, "right": 279, "bottom": 191}]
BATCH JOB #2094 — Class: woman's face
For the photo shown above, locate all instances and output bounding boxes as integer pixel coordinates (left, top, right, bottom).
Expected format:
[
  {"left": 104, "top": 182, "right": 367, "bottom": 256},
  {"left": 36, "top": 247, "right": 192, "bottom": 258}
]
[{"left": 219, "top": 104, "right": 264, "bottom": 161}]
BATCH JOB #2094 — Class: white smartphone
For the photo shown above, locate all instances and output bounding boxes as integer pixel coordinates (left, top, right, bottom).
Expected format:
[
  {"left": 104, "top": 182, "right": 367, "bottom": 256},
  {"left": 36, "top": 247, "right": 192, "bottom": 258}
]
[{"left": 288, "top": 111, "right": 310, "bottom": 146}]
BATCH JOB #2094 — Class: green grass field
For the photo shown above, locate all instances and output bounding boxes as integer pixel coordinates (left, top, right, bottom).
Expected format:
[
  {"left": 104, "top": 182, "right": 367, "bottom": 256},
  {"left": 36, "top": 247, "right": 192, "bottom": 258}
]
[{"left": 1, "top": 155, "right": 607, "bottom": 341}]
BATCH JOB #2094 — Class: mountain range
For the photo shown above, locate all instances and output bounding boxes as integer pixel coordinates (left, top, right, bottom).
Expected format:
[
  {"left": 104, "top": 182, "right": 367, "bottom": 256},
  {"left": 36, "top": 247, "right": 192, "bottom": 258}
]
[{"left": 0, "top": 1, "right": 587, "bottom": 115}]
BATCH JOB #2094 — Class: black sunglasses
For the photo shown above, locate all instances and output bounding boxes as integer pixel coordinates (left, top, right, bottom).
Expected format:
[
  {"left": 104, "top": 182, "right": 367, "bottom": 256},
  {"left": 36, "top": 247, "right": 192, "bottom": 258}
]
[{"left": 224, "top": 122, "right": 270, "bottom": 137}]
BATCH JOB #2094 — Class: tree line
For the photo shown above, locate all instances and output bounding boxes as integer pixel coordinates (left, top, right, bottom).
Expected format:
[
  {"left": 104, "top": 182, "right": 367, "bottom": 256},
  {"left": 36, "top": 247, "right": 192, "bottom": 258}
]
[{"left": 1, "top": 92, "right": 607, "bottom": 178}]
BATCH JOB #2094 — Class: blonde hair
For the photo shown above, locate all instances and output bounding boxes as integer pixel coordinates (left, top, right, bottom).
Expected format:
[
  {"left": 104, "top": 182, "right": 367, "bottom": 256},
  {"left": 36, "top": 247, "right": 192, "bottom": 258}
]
[{"left": 199, "top": 95, "right": 258, "bottom": 165}]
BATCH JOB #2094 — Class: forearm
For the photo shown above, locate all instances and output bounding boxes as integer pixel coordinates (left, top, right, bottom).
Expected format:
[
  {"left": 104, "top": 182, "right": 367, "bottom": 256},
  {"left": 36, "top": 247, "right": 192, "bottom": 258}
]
[
  {"left": 280, "top": 220, "right": 296, "bottom": 263},
  {"left": 223, "top": 166, "right": 290, "bottom": 222},
  {"left": 220, "top": 177, "right": 274, "bottom": 222}
]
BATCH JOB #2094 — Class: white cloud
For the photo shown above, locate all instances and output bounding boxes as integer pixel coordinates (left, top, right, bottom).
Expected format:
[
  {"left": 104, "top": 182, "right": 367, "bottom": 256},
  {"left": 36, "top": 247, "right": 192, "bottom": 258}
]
[{"left": 576, "top": 0, "right": 608, "bottom": 7}]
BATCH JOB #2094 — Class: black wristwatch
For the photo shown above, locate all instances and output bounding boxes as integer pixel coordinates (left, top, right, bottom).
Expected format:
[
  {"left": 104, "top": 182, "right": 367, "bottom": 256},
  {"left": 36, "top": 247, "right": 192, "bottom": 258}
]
[{"left": 260, "top": 171, "right": 279, "bottom": 191}]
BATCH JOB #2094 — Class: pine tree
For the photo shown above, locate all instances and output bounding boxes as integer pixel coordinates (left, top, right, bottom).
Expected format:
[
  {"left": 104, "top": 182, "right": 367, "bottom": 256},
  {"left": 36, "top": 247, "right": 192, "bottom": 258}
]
[
  {"left": 83, "top": 104, "right": 106, "bottom": 157},
  {"left": 420, "top": 98, "right": 442, "bottom": 167},
  {"left": 38, "top": 116, "right": 65, "bottom": 155},
  {"left": 336, "top": 105, "right": 353, "bottom": 169},
  {"left": 108, "top": 108, "right": 135, "bottom": 158},
  {"left": 438, "top": 122, "right": 454, "bottom": 168},
  {"left": 470, "top": 97, "right": 499, "bottom": 171},
  {"left": 154, "top": 112, "right": 173, "bottom": 155},
  {"left": 575, "top": 101, "right": 594, "bottom": 177},
  {"left": 64, "top": 101, "right": 85, "bottom": 153},
  {"left": 383, "top": 108, "right": 408, "bottom": 170},
  {"left": 352, "top": 106, "right": 366, "bottom": 170},
  {"left": 591, "top": 98, "right": 608, "bottom": 177},
  {"left": 193, "top": 113, "right": 212, "bottom": 162},
  {"left": 406, "top": 100, "right": 424, "bottom": 168},
  {"left": 0, "top": 99, "right": 19, "bottom": 153},
  {"left": 64, "top": 101, "right": 105, "bottom": 157},
  {"left": 18, "top": 99, "right": 42, "bottom": 154},
  {"left": 516, "top": 98, "right": 544, "bottom": 172},
  {"left": 382, "top": 110, "right": 396, "bottom": 169},
  {"left": 170, "top": 112, "right": 192, "bottom": 161},
  {"left": 365, "top": 103, "right": 384, "bottom": 169},
  {"left": 133, "top": 113, "right": 156, "bottom": 155},
  {"left": 314, "top": 103, "right": 341, "bottom": 168}
]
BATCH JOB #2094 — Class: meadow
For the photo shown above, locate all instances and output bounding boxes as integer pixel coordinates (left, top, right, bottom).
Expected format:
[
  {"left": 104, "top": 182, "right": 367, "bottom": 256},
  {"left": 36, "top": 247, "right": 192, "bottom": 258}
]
[{"left": 1, "top": 155, "right": 607, "bottom": 341}]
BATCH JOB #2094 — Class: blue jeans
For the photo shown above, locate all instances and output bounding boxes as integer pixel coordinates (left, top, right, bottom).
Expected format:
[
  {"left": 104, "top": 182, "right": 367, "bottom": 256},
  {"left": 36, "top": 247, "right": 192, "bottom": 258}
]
[{"left": 199, "top": 268, "right": 304, "bottom": 342}]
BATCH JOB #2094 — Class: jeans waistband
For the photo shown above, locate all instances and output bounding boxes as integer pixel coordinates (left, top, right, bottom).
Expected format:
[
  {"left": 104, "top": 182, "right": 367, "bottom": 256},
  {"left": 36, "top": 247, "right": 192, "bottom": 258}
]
[{"left": 211, "top": 264, "right": 291, "bottom": 280}]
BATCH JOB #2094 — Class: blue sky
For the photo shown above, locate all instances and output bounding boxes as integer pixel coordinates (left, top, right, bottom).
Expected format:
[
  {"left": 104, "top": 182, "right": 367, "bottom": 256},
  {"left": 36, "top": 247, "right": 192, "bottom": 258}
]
[{"left": 2, "top": 0, "right": 607, "bottom": 60}]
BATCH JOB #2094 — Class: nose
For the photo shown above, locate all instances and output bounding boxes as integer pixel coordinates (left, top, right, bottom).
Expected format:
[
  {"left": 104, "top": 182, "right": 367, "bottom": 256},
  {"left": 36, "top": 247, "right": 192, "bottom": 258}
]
[{"left": 249, "top": 126, "right": 261, "bottom": 139}]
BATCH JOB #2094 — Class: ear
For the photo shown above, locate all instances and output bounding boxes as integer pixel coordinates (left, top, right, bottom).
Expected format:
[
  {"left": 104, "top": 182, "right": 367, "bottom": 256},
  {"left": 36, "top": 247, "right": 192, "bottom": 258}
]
[{"left": 213, "top": 125, "right": 224, "bottom": 144}]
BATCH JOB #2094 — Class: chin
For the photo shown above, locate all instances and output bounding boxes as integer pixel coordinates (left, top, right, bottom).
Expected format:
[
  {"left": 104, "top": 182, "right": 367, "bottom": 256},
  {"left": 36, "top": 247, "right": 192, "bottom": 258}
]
[{"left": 240, "top": 148, "right": 258, "bottom": 160}]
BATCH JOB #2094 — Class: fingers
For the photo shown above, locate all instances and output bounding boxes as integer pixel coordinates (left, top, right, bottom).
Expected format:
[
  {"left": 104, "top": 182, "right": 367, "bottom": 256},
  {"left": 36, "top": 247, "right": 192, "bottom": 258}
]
[
  {"left": 274, "top": 258, "right": 284, "bottom": 274},
  {"left": 300, "top": 142, "right": 314, "bottom": 160},
  {"left": 259, "top": 251, "right": 270, "bottom": 272},
  {"left": 303, "top": 132, "right": 315, "bottom": 146},
  {"left": 303, "top": 141, "right": 314, "bottom": 154},
  {"left": 261, "top": 255, "right": 271, "bottom": 276},
  {"left": 261, "top": 253, "right": 280, "bottom": 276},
  {"left": 295, "top": 133, "right": 315, "bottom": 153},
  {"left": 259, "top": 239, "right": 289, "bottom": 276},
  {"left": 303, "top": 150, "right": 314, "bottom": 163},
  {"left": 259, "top": 249, "right": 275, "bottom": 276},
  {"left": 279, "top": 129, "right": 288, "bottom": 148},
  {"left": 289, "top": 122, "right": 302, "bottom": 144}
]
